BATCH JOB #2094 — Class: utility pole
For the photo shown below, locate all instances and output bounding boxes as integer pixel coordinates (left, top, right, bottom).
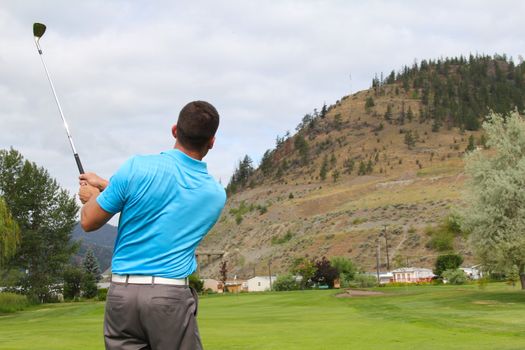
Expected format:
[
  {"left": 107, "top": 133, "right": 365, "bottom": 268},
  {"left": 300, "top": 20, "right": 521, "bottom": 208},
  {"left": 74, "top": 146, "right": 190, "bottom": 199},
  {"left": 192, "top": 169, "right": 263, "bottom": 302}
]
[
  {"left": 376, "top": 241, "right": 381, "bottom": 283},
  {"left": 268, "top": 260, "right": 273, "bottom": 291},
  {"left": 383, "top": 225, "right": 390, "bottom": 271}
]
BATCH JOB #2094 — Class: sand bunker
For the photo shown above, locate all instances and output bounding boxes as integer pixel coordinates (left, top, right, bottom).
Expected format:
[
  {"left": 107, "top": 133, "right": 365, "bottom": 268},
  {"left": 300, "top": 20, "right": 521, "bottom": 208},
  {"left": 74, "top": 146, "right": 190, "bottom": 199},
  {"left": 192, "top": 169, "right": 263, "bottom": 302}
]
[{"left": 336, "top": 289, "right": 385, "bottom": 298}]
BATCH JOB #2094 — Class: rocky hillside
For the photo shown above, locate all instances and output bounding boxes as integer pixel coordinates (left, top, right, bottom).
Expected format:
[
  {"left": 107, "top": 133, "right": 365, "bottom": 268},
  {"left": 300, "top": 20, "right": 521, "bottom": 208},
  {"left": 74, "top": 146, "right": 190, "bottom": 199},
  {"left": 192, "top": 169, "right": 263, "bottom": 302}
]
[{"left": 199, "top": 55, "right": 525, "bottom": 278}]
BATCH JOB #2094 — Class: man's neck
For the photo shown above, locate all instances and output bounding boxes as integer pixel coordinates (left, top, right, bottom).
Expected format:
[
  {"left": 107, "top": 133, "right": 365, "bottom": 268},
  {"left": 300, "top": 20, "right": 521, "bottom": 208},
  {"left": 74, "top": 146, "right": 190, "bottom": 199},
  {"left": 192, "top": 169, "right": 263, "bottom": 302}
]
[{"left": 174, "top": 142, "right": 204, "bottom": 161}]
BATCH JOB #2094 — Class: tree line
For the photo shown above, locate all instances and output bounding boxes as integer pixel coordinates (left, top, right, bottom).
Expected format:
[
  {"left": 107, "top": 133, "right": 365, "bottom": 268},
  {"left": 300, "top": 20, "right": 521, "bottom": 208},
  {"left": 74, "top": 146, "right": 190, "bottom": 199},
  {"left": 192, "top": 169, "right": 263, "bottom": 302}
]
[{"left": 0, "top": 149, "right": 100, "bottom": 302}]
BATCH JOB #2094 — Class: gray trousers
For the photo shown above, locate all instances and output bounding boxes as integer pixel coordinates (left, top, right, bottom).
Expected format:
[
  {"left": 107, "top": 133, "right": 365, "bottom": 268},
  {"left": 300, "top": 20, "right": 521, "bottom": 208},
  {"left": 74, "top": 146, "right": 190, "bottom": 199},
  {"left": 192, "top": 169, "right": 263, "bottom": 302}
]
[{"left": 104, "top": 282, "right": 202, "bottom": 350}]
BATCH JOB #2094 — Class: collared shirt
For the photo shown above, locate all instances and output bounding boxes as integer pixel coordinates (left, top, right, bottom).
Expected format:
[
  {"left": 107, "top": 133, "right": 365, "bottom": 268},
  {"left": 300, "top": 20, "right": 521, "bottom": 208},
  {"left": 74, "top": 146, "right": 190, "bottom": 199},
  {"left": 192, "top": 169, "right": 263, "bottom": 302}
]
[{"left": 97, "top": 149, "right": 226, "bottom": 278}]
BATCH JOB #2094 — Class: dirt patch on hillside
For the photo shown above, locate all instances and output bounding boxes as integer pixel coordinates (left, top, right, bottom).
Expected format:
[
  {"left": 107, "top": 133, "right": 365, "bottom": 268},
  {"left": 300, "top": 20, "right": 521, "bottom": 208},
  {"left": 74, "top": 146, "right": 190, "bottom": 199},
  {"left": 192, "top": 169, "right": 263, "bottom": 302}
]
[{"left": 336, "top": 289, "right": 385, "bottom": 298}]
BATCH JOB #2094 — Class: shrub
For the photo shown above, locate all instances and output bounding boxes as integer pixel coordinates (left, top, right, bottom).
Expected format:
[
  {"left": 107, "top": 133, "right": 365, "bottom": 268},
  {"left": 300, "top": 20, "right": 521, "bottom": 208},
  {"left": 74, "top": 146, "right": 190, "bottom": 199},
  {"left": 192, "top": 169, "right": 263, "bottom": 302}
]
[
  {"left": 271, "top": 231, "right": 294, "bottom": 245},
  {"left": 347, "top": 274, "right": 377, "bottom": 288},
  {"left": 0, "top": 293, "right": 30, "bottom": 313},
  {"left": 189, "top": 273, "right": 204, "bottom": 293},
  {"left": 97, "top": 288, "right": 108, "bottom": 301},
  {"left": 442, "top": 269, "right": 467, "bottom": 285},
  {"left": 273, "top": 274, "right": 300, "bottom": 291},
  {"left": 257, "top": 205, "right": 268, "bottom": 215},
  {"left": 330, "top": 256, "right": 357, "bottom": 282},
  {"left": 312, "top": 257, "right": 339, "bottom": 288},
  {"left": 425, "top": 224, "right": 454, "bottom": 252},
  {"left": 352, "top": 217, "right": 367, "bottom": 225},
  {"left": 63, "top": 266, "right": 83, "bottom": 300},
  {"left": 434, "top": 253, "right": 463, "bottom": 277},
  {"left": 81, "top": 273, "right": 98, "bottom": 299}
]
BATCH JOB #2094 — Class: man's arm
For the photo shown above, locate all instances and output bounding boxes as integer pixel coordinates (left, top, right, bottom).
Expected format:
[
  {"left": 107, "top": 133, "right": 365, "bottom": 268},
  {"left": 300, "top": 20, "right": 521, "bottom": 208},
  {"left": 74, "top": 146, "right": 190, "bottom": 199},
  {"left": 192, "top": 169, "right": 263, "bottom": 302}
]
[{"left": 79, "top": 179, "right": 114, "bottom": 232}]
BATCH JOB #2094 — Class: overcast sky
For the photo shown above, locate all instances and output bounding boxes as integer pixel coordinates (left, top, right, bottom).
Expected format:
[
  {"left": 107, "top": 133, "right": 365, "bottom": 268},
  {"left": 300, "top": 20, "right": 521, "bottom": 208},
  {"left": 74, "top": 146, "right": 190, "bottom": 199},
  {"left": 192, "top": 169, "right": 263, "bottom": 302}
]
[{"left": 1, "top": 1, "right": 524, "bottom": 200}]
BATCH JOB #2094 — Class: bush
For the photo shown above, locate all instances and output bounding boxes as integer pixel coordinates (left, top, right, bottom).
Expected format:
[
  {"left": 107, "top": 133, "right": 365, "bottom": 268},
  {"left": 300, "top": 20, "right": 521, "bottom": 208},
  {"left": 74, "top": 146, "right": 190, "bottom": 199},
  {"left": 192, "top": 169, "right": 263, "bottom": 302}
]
[
  {"left": 347, "top": 274, "right": 377, "bottom": 288},
  {"left": 434, "top": 253, "right": 463, "bottom": 277},
  {"left": 312, "top": 257, "right": 339, "bottom": 288},
  {"left": 425, "top": 226, "right": 454, "bottom": 252},
  {"left": 97, "top": 288, "right": 108, "bottom": 301},
  {"left": 273, "top": 274, "right": 300, "bottom": 291},
  {"left": 189, "top": 273, "right": 204, "bottom": 293},
  {"left": 63, "top": 266, "right": 83, "bottom": 300},
  {"left": 0, "top": 293, "right": 30, "bottom": 313},
  {"left": 442, "top": 269, "right": 467, "bottom": 285},
  {"left": 271, "top": 231, "right": 293, "bottom": 245},
  {"left": 330, "top": 256, "right": 357, "bottom": 285},
  {"left": 81, "top": 274, "right": 98, "bottom": 299}
]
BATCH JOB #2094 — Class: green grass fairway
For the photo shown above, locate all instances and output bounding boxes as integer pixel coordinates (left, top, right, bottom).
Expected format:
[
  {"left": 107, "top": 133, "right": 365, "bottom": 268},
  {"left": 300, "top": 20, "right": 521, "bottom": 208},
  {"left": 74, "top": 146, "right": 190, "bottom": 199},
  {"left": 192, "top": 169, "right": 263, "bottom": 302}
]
[{"left": 1, "top": 283, "right": 524, "bottom": 349}]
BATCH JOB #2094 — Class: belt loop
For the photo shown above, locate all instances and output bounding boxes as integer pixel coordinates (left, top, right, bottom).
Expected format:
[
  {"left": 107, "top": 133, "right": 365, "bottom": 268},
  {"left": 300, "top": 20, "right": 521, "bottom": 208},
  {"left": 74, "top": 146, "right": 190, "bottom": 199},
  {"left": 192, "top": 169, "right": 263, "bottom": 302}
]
[
  {"left": 152, "top": 276, "right": 155, "bottom": 287},
  {"left": 125, "top": 274, "right": 129, "bottom": 286},
  {"left": 185, "top": 277, "right": 189, "bottom": 286}
]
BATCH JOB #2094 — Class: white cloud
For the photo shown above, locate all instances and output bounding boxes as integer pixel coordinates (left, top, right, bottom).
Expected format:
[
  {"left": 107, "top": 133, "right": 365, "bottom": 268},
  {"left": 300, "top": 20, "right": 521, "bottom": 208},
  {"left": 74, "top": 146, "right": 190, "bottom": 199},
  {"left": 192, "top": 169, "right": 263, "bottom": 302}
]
[{"left": 0, "top": 0, "right": 524, "bottom": 203}]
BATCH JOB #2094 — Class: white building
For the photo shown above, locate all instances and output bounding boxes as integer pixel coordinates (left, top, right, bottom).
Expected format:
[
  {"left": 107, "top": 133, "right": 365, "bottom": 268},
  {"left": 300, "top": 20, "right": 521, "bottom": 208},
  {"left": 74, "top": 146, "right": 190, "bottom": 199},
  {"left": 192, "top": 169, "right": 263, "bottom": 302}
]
[
  {"left": 247, "top": 276, "right": 277, "bottom": 292},
  {"left": 391, "top": 267, "right": 435, "bottom": 283},
  {"left": 378, "top": 272, "right": 393, "bottom": 284},
  {"left": 460, "top": 265, "right": 483, "bottom": 280}
]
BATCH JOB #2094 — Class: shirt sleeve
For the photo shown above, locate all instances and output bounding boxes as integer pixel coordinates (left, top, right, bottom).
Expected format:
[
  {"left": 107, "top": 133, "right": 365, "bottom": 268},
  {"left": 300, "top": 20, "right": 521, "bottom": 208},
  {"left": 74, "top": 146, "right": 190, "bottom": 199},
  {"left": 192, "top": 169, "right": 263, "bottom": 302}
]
[{"left": 96, "top": 157, "right": 135, "bottom": 214}]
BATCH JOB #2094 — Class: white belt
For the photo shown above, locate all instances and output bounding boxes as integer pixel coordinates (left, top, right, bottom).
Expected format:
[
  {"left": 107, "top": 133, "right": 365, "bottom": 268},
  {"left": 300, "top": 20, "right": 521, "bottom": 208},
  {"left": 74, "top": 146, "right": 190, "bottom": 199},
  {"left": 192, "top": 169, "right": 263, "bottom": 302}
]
[{"left": 111, "top": 274, "right": 188, "bottom": 285}]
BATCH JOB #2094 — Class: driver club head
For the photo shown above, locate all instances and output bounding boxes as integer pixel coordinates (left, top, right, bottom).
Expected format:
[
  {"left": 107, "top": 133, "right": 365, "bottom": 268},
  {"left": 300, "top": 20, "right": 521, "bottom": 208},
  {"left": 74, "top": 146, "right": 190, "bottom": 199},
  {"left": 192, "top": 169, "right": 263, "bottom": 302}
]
[{"left": 33, "top": 23, "right": 46, "bottom": 39}]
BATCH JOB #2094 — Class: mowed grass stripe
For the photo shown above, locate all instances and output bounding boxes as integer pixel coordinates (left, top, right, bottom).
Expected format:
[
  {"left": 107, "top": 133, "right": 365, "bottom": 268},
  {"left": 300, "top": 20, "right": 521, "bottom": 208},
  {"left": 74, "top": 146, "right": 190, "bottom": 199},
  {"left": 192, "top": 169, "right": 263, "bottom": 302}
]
[{"left": 0, "top": 283, "right": 524, "bottom": 349}]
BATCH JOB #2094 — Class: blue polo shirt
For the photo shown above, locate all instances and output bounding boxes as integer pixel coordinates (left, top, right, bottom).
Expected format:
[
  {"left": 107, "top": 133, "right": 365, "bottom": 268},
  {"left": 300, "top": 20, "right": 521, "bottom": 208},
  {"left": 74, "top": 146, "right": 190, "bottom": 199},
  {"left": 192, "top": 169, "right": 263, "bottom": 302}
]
[{"left": 97, "top": 149, "right": 226, "bottom": 278}]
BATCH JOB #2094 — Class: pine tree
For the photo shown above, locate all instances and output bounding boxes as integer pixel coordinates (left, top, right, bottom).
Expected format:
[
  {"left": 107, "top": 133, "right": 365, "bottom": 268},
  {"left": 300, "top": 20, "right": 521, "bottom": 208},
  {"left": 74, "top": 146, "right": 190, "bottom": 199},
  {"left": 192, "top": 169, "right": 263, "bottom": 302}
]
[
  {"left": 366, "top": 160, "right": 374, "bottom": 174},
  {"left": 466, "top": 135, "right": 476, "bottom": 152},
  {"left": 83, "top": 248, "right": 101, "bottom": 282},
  {"left": 357, "top": 161, "right": 367, "bottom": 175},
  {"left": 320, "top": 103, "right": 327, "bottom": 119},
  {"left": 0, "top": 148, "right": 78, "bottom": 302},
  {"left": 259, "top": 150, "right": 273, "bottom": 176},
  {"left": 294, "top": 135, "right": 309, "bottom": 165},
  {"left": 407, "top": 106, "right": 414, "bottom": 122},
  {"left": 319, "top": 156, "right": 329, "bottom": 181},
  {"left": 404, "top": 130, "right": 416, "bottom": 149},
  {"left": 365, "top": 97, "right": 375, "bottom": 112},
  {"left": 384, "top": 104, "right": 393, "bottom": 122},
  {"left": 332, "top": 169, "right": 340, "bottom": 183}
]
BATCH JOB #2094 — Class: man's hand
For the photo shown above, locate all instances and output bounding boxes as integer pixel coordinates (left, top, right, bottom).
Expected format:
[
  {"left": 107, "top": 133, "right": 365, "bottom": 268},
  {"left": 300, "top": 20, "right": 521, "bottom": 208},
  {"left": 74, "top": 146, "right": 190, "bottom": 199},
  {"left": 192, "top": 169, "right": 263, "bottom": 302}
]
[
  {"left": 78, "top": 183, "right": 100, "bottom": 204},
  {"left": 79, "top": 172, "right": 109, "bottom": 192}
]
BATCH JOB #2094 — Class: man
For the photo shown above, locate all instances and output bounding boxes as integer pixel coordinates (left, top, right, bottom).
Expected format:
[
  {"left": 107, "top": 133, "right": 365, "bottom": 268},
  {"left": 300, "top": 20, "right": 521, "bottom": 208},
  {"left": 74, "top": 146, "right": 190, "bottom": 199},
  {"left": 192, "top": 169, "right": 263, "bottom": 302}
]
[{"left": 78, "top": 101, "right": 226, "bottom": 350}]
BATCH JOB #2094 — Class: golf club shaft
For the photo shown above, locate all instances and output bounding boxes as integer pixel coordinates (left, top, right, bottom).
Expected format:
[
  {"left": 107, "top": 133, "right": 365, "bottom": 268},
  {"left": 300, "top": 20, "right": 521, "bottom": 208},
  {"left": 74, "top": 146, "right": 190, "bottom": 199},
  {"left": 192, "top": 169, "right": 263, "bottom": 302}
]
[{"left": 35, "top": 40, "right": 85, "bottom": 174}]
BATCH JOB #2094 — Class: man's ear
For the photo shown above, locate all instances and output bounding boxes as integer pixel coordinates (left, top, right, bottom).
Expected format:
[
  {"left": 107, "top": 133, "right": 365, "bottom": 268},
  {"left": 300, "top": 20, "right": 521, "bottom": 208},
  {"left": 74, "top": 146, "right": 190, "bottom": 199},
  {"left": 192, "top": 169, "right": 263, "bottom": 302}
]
[
  {"left": 208, "top": 136, "right": 216, "bottom": 150},
  {"left": 172, "top": 124, "right": 177, "bottom": 139}
]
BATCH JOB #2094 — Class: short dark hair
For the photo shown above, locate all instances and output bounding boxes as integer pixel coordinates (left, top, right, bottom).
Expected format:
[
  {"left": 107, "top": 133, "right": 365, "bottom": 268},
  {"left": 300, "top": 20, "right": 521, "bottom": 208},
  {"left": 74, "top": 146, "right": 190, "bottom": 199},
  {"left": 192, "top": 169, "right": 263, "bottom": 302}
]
[{"left": 176, "top": 101, "right": 220, "bottom": 151}]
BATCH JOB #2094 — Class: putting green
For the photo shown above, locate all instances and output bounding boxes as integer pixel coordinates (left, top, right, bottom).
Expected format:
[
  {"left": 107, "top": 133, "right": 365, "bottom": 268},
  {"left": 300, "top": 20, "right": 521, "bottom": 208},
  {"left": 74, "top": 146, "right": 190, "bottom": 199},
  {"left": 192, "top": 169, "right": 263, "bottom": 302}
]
[{"left": 0, "top": 283, "right": 524, "bottom": 349}]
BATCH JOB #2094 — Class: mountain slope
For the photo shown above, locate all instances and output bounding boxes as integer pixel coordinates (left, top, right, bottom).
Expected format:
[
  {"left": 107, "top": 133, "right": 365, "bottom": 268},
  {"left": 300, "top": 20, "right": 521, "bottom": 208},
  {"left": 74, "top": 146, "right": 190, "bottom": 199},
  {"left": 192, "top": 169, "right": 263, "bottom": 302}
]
[
  {"left": 200, "top": 55, "right": 525, "bottom": 278},
  {"left": 72, "top": 223, "right": 117, "bottom": 271}
]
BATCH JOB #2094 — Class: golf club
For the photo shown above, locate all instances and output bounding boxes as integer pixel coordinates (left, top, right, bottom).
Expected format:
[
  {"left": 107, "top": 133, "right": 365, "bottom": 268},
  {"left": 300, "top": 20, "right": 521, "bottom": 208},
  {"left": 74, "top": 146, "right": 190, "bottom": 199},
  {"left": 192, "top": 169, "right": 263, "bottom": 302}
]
[{"left": 33, "top": 22, "right": 85, "bottom": 174}]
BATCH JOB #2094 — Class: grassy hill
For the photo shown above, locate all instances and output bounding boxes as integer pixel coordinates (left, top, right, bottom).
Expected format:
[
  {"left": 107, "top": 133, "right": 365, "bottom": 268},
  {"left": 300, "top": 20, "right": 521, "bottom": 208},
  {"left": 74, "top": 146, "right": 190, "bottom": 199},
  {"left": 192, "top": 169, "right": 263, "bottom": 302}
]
[{"left": 200, "top": 55, "right": 525, "bottom": 278}]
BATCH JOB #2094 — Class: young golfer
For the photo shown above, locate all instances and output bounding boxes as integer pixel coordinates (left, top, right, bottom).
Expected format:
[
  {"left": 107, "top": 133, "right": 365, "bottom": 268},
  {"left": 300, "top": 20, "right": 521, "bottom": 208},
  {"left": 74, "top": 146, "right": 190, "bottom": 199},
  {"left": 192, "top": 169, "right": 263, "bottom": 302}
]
[{"left": 78, "top": 101, "right": 226, "bottom": 350}]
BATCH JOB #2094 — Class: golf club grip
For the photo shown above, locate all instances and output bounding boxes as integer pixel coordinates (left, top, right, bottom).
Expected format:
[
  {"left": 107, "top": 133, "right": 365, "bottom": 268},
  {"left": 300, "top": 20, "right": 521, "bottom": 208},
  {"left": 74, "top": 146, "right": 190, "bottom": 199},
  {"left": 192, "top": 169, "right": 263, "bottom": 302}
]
[{"left": 74, "top": 153, "right": 85, "bottom": 174}]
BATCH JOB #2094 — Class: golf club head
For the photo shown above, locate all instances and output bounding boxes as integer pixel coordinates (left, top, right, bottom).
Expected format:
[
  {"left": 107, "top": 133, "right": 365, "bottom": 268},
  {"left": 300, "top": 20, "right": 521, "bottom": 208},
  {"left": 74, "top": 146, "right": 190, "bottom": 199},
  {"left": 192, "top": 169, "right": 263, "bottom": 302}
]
[{"left": 33, "top": 23, "right": 46, "bottom": 39}]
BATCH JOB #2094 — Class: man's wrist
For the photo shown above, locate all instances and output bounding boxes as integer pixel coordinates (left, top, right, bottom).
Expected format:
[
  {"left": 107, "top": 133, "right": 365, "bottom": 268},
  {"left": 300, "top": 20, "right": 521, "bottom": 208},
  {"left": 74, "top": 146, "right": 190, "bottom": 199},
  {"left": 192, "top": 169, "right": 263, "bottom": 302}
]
[{"left": 98, "top": 179, "right": 109, "bottom": 192}]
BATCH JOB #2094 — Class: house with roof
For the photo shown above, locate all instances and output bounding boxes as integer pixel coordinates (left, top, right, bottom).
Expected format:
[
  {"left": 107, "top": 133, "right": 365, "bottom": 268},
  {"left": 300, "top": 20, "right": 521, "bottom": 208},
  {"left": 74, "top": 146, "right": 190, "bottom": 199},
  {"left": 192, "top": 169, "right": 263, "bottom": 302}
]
[
  {"left": 247, "top": 276, "right": 277, "bottom": 292},
  {"left": 460, "top": 265, "right": 483, "bottom": 280},
  {"left": 391, "top": 267, "right": 435, "bottom": 283},
  {"left": 379, "top": 272, "right": 394, "bottom": 284}
]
